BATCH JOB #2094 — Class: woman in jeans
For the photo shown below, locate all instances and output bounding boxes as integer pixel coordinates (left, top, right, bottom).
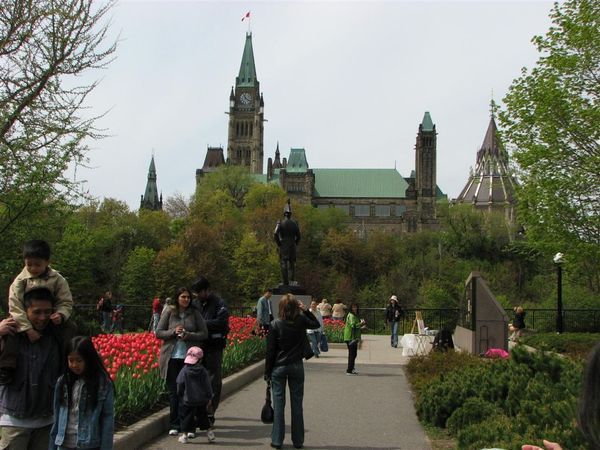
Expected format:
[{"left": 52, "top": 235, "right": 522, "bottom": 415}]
[
  {"left": 156, "top": 287, "right": 208, "bottom": 436},
  {"left": 344, "top": 303, "right": 366, "bottom": 375},
  {"left": 264, "top": 294, "right": 320, "bottom": 449}
]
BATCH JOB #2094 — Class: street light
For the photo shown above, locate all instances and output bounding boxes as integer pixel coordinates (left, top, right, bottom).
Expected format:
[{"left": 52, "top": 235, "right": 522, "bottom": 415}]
[{"left": 553, "top": 252, "right": 564, "bottom": 333}]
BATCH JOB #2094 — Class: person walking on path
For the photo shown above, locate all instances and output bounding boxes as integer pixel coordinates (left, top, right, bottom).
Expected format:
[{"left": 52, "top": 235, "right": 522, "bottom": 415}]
[
  {"left": 191, "top": 276, "right": 229, "bottom": 427},
  {"left": 175, "top": 347, "right": 215, "bottom": 444},
  {"left": 256, "top": 289, "right": 274, "bottom": 334},
  {"left": 317, "top": 298, "right": 332, "bottom": 320},
  {"left": 307, "top": 299, "right": 324, "bottom": 358},
  {"left": 344, "top": 303, "right": 366, "bottom": 375},
  {"left": 331, "top": 299, "right": 346, "bottom": 321},
  {"left": 264, "top": 294, "right": 320, "bottom": 449},
  {"left": 49, "top": 336, "right": 115, "bottom": 450},
  {"left": 156, "top": 287, "right": 208, "bottom": 436},
  {"left": 385, "top": 295, "right": 403, "bottom": 348},
  {"left": 510, "top": 306, "right": 526, "bottom": 341}
]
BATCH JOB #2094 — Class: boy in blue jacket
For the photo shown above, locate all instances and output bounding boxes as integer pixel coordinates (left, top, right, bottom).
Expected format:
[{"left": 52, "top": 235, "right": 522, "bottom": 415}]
[{"left": 176, "top": 346, "right": 215, "bottom": 444}]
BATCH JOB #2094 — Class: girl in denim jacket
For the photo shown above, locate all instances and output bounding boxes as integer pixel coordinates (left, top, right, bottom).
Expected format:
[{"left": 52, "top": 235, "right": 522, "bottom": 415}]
[{"left": 50, "top": 336, "right": 115, "bottom": 450}]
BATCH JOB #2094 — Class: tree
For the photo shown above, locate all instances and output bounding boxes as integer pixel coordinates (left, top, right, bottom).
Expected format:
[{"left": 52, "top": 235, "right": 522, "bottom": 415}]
[
  {"left": 120, "top": 246, "right": 156, "bottom": 304},
  {"left": 500, "top": 0, "right": 599, "bottom": 249},
  {"left": 0, "top": 0, "right": 117, "bottom": 234}
]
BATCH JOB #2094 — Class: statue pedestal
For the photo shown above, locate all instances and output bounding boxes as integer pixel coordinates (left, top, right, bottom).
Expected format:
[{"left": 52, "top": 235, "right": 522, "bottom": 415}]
[{"left": 270, "top": 284, "right": 311, "bottom": 314}]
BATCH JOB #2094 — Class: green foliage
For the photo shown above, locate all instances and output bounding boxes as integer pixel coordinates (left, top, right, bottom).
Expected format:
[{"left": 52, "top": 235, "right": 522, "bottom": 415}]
[
  {"left": 500, "top": 0, "right": 600, "bottom": 291},
  {"left": 120, "top": 247, "right": 157, "bottom": 303},
  {"left": 521, "top": 333, "right": 600, "bottom": 360},
  {"left": 233, "top": 232, "right": 279, "bottom": 301},
  {"left": 152, "top": 244, "right": 195, "bottom": 298},
  {"left": 411, "top": 347, "right": 587, "bottom": 449}
]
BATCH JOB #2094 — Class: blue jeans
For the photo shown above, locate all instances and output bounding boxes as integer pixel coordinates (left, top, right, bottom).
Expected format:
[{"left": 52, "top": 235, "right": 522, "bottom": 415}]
[
  {"left": 390, "top": 321, "right": 399, "bottom": 347},
  {"left": 271, "top": 361, "right": 305, "bottom": 447},
  {"left": 308, "top": 332, "right": 321, "bottom": 356}
]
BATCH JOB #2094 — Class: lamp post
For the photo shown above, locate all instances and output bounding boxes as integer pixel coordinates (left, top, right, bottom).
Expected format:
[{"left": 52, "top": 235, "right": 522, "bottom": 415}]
[{"left": 553, "top": 253, "right": 564, "bottom": 333}]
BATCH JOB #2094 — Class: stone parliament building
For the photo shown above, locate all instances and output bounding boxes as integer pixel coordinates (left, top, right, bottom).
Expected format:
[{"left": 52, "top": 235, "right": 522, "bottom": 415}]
[{"left": 190, "top": 32, "right": 450, "bottom": 235}]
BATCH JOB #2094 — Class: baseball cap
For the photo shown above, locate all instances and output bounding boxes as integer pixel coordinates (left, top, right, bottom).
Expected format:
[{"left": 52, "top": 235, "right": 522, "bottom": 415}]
[
  {"left": 390, "top": 295, "right": 398, "bottom": 301},
  {"left": 184, "top": 346, "right": 204, "bottom": 364}
]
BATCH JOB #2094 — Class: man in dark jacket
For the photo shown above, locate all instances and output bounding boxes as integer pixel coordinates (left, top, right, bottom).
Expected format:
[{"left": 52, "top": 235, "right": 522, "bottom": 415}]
[
  {"left": 191, "top": 276, "right": 229, "bottom": 426},
  {"left": 0, "top": 287, "right": 62, "bottom": 450}
]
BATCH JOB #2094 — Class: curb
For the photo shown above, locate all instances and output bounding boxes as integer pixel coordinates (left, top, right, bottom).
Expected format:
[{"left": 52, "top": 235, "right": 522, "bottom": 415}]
[{"left": 113, "top": 359, "right": 264, "bottom": 450}]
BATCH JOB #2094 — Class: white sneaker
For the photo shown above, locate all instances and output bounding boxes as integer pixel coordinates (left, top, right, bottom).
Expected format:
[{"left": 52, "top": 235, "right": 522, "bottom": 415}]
[
  {"left": 168, "top": 429, "right": 178, "bottom": 436},
  {"left": 207, "top": 429, "right": 216, "bottom": 442},
  {"left": 178, "top": 434, "right": 188, "bottom": 444},
  {"left": 186, "top": 432, "right": 195, "bottom": 439}
]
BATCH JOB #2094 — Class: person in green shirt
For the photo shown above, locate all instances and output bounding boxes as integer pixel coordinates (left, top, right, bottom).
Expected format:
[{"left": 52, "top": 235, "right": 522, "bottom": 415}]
[{"left": 343, "top": 303, "right": 366, "bottom": 375}]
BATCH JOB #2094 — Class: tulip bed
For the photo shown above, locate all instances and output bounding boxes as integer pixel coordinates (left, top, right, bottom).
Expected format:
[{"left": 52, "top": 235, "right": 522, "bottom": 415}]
[
  {"left": 92, "top": 316, "right": 265, "bottom": 421},
  {"left": 323, "top": 318, "right": 345, "bottom": 343}
]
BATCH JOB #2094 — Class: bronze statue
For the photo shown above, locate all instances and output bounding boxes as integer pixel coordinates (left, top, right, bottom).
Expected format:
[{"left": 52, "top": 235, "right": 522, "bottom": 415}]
[{"left": 274, "top": 199, "right": 301, "bottom": 285}]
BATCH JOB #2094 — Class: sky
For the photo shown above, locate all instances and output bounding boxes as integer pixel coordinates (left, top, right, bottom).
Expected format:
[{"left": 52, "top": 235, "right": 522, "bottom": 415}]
[{"left": 77, "top": 0, "right": 556, "bottom": 209}]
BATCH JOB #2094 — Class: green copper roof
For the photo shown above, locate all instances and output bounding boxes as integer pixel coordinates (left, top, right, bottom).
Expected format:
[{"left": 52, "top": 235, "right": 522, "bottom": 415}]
[
  {"left": 237, "top": 33, "right": 257, "bottom": 87},
  {"left": 312, "top": 169, "right": 409, "bottom": 198},
  {"left": 421, "top": 111, "right": 434, "bottom": 131},
  {"left": 286, "top": 148, "right": 309, "bottom": 173}
]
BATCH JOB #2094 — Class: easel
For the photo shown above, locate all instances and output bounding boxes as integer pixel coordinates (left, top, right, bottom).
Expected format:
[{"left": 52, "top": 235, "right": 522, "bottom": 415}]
[{"left": 410, "top": 311, "right": 427, "bottom": 355}]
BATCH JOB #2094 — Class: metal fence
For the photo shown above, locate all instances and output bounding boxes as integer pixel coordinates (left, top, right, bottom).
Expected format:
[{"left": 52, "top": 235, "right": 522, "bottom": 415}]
[{"left": 68, "top": 305, "right": 600, "bottom": 335}]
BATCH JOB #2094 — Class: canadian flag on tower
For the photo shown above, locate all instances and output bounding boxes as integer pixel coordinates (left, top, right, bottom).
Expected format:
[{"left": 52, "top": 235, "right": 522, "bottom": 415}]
[{"left": 241, "top": 11, "right": 250, "bottom": 21}]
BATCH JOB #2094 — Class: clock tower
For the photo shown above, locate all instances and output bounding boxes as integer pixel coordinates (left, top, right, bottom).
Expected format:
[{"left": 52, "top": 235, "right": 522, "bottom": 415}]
[{"left": 227, "top": 32, "right": 264, "bottom": 174}]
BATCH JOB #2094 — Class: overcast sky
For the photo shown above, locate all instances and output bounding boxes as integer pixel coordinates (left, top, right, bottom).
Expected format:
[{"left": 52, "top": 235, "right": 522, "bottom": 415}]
[{"left": 78, "top": 0, "right": 555, "bottom": 209}]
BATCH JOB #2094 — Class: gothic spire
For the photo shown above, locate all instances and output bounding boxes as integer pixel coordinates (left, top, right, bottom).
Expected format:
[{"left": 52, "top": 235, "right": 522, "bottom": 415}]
[
  {"left": 236, "top": 32, "right": 258, "bottom": 87},
  {"left": 140, "top": 155, "right": 162, "bottom": 211}
]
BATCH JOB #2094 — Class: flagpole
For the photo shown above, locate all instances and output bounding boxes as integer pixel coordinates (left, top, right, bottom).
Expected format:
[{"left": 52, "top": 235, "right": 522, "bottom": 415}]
[{"left": 248, "top": 13, "right": 251, "bottom": 34}]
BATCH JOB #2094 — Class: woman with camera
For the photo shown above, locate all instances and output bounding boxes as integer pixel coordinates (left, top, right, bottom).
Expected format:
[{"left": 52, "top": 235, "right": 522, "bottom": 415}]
[{"left": 156, "top": 286, "right": 208, "bottom": 436}]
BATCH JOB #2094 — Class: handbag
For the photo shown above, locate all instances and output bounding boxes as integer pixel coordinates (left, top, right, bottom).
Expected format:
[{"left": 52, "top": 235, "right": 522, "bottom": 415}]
[
  {"left": 303, "top": 335, "right": 314, "bottom": 360},
  {"left": 261, "top": 381, "right": 274, "bottom": 424},
  {"left": 319, "top": 333, "right": 329, "bottom": 352}
]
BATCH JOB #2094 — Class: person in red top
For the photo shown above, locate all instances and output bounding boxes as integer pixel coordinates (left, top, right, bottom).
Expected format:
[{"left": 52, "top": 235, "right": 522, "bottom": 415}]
[{"left": 152, "top": 297, "right": 164, "bottom": 332}]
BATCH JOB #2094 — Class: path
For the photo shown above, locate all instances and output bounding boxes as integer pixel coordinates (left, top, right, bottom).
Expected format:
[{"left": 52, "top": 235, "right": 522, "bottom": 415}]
[{"left": 146, "top": 335, "right": 431, "bottom": 450}]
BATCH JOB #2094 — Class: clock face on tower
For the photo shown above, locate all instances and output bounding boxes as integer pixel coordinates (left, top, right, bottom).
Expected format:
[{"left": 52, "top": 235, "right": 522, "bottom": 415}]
[{"left": 240, "top": 92, "right": 253, "bottom": 105}]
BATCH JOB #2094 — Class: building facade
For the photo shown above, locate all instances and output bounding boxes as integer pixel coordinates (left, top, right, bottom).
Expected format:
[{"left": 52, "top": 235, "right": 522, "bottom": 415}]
[{"left": 196, "top": 32, "right": 445, "bottom": 234}]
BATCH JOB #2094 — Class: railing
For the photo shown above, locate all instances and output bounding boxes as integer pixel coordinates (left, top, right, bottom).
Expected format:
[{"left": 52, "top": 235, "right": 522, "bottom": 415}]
[{"left": 68, "top": 305, "right": 600, "bottom": 335}]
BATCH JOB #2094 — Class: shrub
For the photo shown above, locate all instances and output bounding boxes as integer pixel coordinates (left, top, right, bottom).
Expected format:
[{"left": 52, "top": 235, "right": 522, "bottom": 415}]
[
  {"left": 446, "top": 397, "right": 504, "bottom": 435},
  {"left": 520, "top": 333, "right": 600, "bottom": 360}
]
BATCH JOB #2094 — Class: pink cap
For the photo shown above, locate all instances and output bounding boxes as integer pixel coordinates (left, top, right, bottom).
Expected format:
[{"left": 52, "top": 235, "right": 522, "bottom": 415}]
[{"left": 184, "top": 346, "right": 203, "bottom": 364}]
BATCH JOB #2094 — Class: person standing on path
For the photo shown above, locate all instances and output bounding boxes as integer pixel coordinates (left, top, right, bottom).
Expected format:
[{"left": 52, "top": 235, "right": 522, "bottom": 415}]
[
  {"left": 331, "top": 299, "right": 346, "bottom": 321},
  {"left": 156, "top": 287, "right": 208, "bottom": 436},
  {"left": 264, "top": 294, "right": 320, "bottom": 449},
  {"left": 191, "top": 276, "right": 229, "bottom": 427},
  {"left": 151, "top": 297, "right": 164, "bottom": 332},
  {"left": 0, "top": 287, "right": 62, "bottom": 450},
  {"left": 306, "top": 299, "right": 324, "bottom": 358},
  {"left": 510, "top": 306, "right": 526, "bottom": 341},
  {"left": 256, "top": 289, "right": 274, "bottom": 334},
  {"left": 98, "top": 291, "right": 113, "bottom": 333},
  {"left": 344, "top": 303, "right": 366, "bottom": 375},
  {"left": 317, "top": 298, "right": 332, "bottom": 320},
  {"left": 385, "top": 295, "right": 403, "bottom": 348}
]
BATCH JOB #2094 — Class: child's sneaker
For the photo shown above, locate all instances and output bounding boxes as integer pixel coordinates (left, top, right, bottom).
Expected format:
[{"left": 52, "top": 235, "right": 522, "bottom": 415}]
[
  {"left": 178, "top": 434, "right": 188, "bottom": 444},
  {"left": 207, "top": 429, "right": 216, "bottom": 442},
  {"left": 186, "top": 432, "right": 195, "bottom": 439}
]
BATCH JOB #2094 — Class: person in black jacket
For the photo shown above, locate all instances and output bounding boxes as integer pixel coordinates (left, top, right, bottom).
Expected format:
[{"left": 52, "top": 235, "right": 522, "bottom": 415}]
[
  {"left": 264, "top": 294, "right": 320, "bottom": 450},
  {"left": 385, "top": 295, "right": 403, "bottom": 348},
  {"left": 191, "top": 276, "right": 229, "bottom": 426}
]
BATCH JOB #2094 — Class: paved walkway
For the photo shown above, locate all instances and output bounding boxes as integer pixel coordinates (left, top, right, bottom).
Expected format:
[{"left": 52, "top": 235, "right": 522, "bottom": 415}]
[{"left": 147, "top": 335, "right": 431, "bottom": 450}]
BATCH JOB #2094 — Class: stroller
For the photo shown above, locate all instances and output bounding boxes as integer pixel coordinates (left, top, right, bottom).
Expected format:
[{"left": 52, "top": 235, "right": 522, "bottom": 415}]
[{"left": 432, "top": 329, "right": 454, "bottom": 352}]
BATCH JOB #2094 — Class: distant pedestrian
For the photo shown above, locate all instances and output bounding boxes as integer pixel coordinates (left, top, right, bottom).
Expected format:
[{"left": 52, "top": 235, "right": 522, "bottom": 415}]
[
  {"left": 307, "top": 300, "right": 324, "bottom": 358},
  {"left": 264, "top": 294, "right": 320, "bottom": 449},
  {"left": 111, "top": 304, "right": 124, "bottom": 334},
  {"left": 331, "top": 299, "right": 347, "bottom": 321},
  {"left": 97, "top": 291, "right": 113, "bottom": 333},
  {"left": 49, "top": 336, "right": 115, "bottom": 450},
  {"left": 152, "top": 297, "right": 164, "bottom": 332},
  {"left": 156, "top": 287, "right": 208, "bottom": 436},
  {"left": 317, "top": 298, "right": 332, "bottom": 320},
  {"left": 256, "top": 288, "right": 274, "bottom": 334},
  {"left": 510, "top": 306, "right": 526, "bottom": 341},
  {"left": 344, "top": 303, "right": 366, "bottom": 375},
  {"left": 385, "top": 295, "right": 403, "bottom": 348},
  {"left": 175, "top": 347, "right": 215, "bottom": 444}
]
